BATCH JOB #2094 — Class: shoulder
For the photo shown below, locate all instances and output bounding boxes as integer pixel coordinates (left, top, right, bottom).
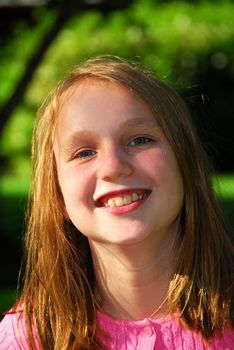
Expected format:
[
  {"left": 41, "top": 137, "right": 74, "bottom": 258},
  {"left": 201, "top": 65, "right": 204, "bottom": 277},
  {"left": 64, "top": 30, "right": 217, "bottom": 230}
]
[
  {"left": 0, "top": 311, "right": 29, "bottom": 350},
  {"left": 97, "top": 311, "right": 234, "bottom": 349},
  {"left": 166, "top": 316, "right": 234, "bottom": 349},
  {"left": 215, "top": 326, "right": 234, "bottom": 347}
]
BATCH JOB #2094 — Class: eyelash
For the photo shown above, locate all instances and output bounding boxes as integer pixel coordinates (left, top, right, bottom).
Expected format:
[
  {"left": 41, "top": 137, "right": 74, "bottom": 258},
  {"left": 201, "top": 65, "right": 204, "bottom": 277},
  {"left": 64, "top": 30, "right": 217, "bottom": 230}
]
[
  {"left": 75, "top": 149, "right": 96, "bottom": 159},
  {"left": 73, "top": 136, "right": 153, "bottom": 159},
  {"left": 128, "top": 136, "right": 153, "bottom": 146}
]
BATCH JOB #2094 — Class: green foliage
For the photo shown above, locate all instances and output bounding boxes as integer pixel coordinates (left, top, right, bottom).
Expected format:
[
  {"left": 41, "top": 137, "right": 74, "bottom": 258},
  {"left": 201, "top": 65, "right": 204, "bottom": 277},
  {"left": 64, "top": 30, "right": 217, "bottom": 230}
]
[
  {"left": 0, "top": 289, "right": 17, "bottom": 318},
  {"left": 1, "top": 0, "right": 234, "bottom": 317},
  {"left": 213, "top": 173, "right": 234, "bottom": 199},
  {"left": 0, "top": 174, "right": 233, "bottom": 316},
  {"left": 0, "top": 0, "right": 234, "bottom": 179},
  {"left": 0, "top": 8, "right": 55, "bottom": 107}
]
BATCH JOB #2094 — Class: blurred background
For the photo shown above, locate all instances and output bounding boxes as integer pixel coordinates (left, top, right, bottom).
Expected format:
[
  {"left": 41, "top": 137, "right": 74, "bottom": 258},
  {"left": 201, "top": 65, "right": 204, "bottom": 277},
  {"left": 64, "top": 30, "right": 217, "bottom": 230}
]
[{"left": 0, "top": 0, "right": 234, "bottom": 317}]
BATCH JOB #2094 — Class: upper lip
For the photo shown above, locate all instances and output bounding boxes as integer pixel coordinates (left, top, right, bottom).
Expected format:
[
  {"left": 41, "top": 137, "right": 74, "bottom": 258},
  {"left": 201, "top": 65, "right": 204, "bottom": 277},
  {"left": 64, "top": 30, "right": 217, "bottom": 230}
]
[{"left": 94, "top": 188, "right": 151, "bottom": 206}]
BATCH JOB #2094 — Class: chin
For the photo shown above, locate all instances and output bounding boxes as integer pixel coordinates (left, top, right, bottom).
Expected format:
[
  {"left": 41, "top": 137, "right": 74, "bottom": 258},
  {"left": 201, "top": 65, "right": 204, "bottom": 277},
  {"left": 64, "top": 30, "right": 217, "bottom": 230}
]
[{"left": 99, "top": 228, "right": 152, "bottom": 246}]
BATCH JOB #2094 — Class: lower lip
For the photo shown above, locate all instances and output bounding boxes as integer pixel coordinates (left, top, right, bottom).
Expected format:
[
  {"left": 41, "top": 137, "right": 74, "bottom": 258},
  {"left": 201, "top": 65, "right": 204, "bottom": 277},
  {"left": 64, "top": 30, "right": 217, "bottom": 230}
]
[{"left": 100, "top": 197, "right": 148, "bottom": 215}]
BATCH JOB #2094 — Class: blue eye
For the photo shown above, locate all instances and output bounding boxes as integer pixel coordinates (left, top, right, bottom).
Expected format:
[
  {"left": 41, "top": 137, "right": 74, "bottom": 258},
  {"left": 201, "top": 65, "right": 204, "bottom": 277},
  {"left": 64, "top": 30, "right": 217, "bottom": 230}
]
[
  {"left": 76, "top": 149, "right": 96, "bottom": 158},
  {"left": 128, "top": 136, "right": 153, "bottom": 146}
]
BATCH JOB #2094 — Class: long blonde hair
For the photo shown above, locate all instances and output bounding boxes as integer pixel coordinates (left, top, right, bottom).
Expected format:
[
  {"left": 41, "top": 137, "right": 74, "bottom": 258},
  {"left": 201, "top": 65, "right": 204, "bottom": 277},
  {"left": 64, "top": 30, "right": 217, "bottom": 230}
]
[{"left": 18, "top": 56, "right": 234, "bottom": 349}]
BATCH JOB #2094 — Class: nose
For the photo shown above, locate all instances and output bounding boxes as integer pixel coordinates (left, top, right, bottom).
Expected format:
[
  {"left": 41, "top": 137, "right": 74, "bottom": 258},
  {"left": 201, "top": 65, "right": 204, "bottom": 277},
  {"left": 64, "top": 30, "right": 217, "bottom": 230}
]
[{"left": 96, "top": 146, "right": 133, "bottom": 181}]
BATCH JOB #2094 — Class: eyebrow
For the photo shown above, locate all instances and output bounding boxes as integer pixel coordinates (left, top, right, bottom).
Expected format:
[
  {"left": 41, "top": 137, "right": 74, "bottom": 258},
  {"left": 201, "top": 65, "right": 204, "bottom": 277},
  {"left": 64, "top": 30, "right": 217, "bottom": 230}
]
[
  {"left": 121, "top": 116, "right": 157, "bottom": 128},
  {"left": 58, "top": 116, "right": 158, "bottom": 157},
  {"left": 58, "top": 130, "right": 96, "bottom": 157}
]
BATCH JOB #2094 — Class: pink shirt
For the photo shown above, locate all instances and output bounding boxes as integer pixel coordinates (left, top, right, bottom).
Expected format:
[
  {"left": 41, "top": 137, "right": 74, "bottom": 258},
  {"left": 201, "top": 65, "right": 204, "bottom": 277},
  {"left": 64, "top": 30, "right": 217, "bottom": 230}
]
[{"left": 0, "top": 310, "right": 234, "bottom": 349}]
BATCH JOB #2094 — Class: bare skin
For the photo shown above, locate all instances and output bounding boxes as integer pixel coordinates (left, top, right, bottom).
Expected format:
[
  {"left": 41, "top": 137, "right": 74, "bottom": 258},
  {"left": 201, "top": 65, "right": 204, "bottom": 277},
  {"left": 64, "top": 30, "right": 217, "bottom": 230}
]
[
  {"left": 90, "top": 226, "right": 178, "bottom": 320},
  {"left": 54, "top": 79, "right": 183, "bottom": 320}
]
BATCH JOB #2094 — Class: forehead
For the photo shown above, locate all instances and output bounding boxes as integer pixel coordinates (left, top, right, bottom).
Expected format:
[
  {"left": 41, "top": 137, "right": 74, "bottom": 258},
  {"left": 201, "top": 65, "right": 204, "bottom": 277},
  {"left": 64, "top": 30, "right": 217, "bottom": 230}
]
[
  {"left": 59, "top": 78, "right": 144, "bottom": 111},
  {"left": 57, "top": 79, "right": 158, "bottom": 130}
]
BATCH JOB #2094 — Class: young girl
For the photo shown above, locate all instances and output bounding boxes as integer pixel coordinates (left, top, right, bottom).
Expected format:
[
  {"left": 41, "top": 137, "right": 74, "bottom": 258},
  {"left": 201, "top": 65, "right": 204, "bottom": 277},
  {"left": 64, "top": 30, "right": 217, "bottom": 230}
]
[{"left": 0, "top": 56, "right": 233, "bottom": 349}]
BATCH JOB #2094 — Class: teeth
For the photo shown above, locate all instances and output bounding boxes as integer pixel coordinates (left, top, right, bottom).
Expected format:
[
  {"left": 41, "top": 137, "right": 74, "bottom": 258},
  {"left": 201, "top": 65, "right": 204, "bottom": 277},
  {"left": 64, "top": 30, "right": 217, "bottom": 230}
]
[
  {"left": 115, "top": 197, "right": 124, "bottom": 207},
  {"left": 124, "top": 195, "right": 132, "bottom": 205},
  {"left": 107, "top": 199, "right": 116, "bottom": 207},
  {"left": 105, "top": 192, "right": 144, "bottom": 208},
  {"left": 131, "top": 193, "right": 138, "bottom": 202}
]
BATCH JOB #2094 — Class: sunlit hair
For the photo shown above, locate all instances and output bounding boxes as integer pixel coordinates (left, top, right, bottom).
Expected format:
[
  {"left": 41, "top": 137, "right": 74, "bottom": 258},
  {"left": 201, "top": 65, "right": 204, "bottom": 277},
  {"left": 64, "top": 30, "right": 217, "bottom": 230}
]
[{"left": 17, "top": 56, "right": 234, "bottom": 349}]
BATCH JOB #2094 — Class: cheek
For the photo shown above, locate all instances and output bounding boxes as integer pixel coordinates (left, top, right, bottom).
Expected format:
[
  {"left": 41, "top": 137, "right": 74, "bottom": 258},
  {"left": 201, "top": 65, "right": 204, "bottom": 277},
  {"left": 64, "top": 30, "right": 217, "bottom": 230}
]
[
  {"left": 136, "top": 148, "right": 171, "bottom": 180},
  {"left": 58, "top": 165, "right": 95, "bottom": 206},
  {"left": 143, "top": 149, "right": 184, "bottom": 196},
  {"left": 161, "top": 159, "right": 184, "bottom": 207}
]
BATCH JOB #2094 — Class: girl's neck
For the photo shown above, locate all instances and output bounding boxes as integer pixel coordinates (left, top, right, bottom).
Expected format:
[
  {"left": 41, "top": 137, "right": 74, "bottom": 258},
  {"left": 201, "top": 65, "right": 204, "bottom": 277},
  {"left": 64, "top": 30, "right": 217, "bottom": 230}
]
[{"left": 90, "top": 232, "right": 177, "bottom": 320}]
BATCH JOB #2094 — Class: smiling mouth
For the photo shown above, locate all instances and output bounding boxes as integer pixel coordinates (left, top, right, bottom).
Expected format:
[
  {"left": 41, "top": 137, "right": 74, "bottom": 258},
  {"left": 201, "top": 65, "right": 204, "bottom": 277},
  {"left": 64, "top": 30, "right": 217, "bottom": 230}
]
[{"left": 95, "top": 190, "right": 151, "bottom": 208}]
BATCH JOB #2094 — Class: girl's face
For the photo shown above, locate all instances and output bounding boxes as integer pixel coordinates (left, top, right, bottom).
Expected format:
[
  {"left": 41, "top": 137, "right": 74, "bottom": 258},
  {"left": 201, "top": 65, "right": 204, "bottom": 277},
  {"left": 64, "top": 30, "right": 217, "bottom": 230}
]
[{"left": 54, "top": 79, "right": 184, "bottom": 246}]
